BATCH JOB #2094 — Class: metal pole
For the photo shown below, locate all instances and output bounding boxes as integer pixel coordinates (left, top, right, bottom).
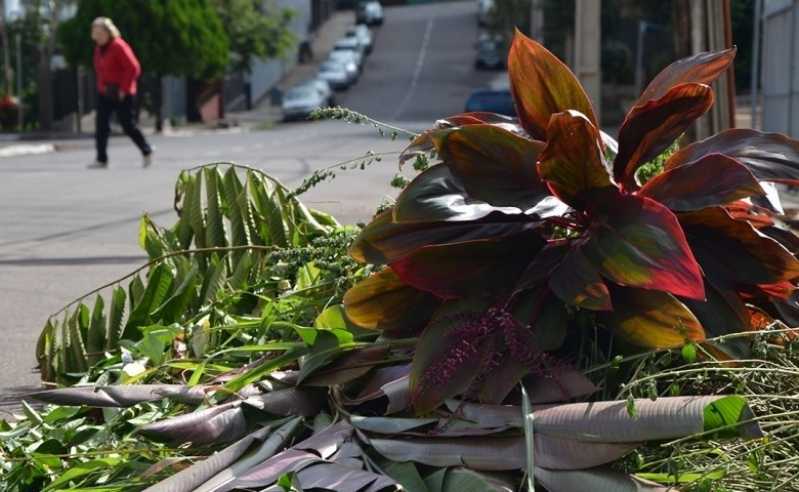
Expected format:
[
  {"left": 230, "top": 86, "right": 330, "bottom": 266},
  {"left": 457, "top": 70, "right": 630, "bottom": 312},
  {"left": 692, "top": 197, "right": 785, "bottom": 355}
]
[
  {"left": 14, "top": 31, "right": 20, "bottom": 129},
  {"left": 750, "top": 0, "right": 762, "bottom": 128}
]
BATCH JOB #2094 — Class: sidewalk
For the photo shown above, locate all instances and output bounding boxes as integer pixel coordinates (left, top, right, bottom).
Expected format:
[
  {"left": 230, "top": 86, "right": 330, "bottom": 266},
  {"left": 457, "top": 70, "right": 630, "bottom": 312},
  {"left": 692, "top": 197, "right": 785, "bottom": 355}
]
[{"left": 0, "top": 11, "right": 357, "bottom": 158}]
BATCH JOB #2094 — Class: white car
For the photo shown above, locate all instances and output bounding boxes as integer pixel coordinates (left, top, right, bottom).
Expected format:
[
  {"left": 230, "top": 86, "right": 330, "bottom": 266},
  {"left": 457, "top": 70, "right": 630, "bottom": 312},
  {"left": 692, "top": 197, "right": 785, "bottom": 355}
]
[
  {"left": 333, "top": 37, "right": 365, "bottom": 69},
  {"left": 281, "top": 85, "right": 327, "bottom": 121},
  {"left": 347, "top": 24, "right": 373, "bottom": 54},
  {"left": 318, "top": 61, "right": 352, "bottom": 90},
  {"left": 327, "top": 50, "right": 360, "bottom": 80},
  {"left": 357, "top": 1, "right": 383, "bottom": 26}
]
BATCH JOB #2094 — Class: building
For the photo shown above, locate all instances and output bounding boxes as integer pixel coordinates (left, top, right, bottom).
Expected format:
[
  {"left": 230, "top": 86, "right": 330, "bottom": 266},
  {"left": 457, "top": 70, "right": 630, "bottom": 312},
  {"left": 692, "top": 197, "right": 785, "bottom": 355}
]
[{"left": 761, "top": 0, "right": 799, "bottom": 136}]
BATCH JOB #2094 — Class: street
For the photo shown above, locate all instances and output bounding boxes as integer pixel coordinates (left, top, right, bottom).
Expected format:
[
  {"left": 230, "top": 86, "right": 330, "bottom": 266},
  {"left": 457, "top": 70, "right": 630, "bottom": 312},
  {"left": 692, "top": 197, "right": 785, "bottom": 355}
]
[{"left": 0, "top": 1, "right": 495, "bottom": 401}]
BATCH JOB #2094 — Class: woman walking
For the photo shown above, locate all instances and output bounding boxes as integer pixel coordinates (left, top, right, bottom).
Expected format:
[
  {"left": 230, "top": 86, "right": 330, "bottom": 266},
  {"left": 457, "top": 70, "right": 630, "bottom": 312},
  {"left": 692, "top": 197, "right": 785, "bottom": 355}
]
[{"left": 89, "top": 17, "right": 153, "bottom": 169}]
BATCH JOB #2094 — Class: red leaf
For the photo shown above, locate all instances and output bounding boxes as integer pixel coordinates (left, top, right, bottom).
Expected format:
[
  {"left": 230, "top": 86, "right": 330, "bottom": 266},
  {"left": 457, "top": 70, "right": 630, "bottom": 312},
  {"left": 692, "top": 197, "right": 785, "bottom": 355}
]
[
  {"left": 507, "top": 30, "right": 596, "bottom": 140},
  {"left": 350, "top": 207, "right": 539, "bottom": 266},
  {"left": 665, "top": 128, "right": 799, "bottom": 184},
  {"left": 538, "top": 110, "right": 611, "bottom": 209},
  {"left": 636, "top": 47, "right": 736, "bottom": 104},
  {"left": 584, "top": 189, "right": 705, "bottom": 300},
  {"left": 614, "top": 83, "right": 714, "bottom": 190},
  {"left": 638, "top": 153, "right": 765, "bottom": 211}
]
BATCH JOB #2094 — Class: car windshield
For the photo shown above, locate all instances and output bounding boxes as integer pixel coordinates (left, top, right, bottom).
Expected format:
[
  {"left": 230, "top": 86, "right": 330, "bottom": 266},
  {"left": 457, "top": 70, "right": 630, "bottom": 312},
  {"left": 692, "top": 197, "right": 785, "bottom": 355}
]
[
  {"left": 335, "top": 40, "right": 358, "bottom": 49},
  {"left": 286, "top": 87, "right": 315, "bottom": 100}
]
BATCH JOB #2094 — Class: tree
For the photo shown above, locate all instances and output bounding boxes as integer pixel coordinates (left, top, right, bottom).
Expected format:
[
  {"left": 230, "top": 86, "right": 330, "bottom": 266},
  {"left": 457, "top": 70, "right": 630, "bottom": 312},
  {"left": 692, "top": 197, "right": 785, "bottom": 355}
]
[
  {"left": 59, "top": 0, "right": 229, "bottom": 131},
  {"left": 211, "top": 0, "right": 295, "bottom": 75}
]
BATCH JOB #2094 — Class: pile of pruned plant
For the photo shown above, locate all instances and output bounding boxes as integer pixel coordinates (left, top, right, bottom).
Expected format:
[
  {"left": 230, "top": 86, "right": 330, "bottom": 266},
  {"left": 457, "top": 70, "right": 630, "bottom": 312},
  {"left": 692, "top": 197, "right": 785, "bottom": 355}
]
[{"left": 4, "top": 32, "right": 799, "bottom": 491}]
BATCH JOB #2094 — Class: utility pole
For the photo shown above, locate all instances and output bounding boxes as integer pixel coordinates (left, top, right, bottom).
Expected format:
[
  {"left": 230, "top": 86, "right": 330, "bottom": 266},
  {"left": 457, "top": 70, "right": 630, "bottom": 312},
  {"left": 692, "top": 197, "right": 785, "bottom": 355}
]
[
  {"left": 0, "top": 0, "right": 12, "bottom": 96},
  {"left": 573, "top": 0, "right": 601, "bottom": 119}
]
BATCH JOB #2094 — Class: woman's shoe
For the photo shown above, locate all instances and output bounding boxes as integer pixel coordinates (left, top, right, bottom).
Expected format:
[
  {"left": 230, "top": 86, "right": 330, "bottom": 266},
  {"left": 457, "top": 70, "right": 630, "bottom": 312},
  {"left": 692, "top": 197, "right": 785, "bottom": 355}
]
[
  {"left": 143, "top": 151, "right": 153, "bottom": 168},
  {"left": 87, "top": 160, "right": 108, "bottom": 169}
]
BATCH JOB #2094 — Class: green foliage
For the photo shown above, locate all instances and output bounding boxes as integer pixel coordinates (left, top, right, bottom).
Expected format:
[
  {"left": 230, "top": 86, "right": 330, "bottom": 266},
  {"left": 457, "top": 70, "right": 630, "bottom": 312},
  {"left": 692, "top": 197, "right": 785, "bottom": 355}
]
[
  {"left": 635, "top": 139, "right": 679, "bottom": 185},
  {"left": 210, "top": 0, "right": 296, "bottom": 73},
  {"left": 59, "top": 0, "right": 229, "bottom": 79},
  {"left": 36, "top": 164, "right": 341, "bottom": 385}
]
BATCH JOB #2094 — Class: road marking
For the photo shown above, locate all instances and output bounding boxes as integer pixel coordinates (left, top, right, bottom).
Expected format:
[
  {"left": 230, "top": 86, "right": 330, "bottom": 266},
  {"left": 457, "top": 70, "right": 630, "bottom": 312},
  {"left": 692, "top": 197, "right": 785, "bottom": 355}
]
[{"left": 392, "top": 18, "right": 435, "bottom": 120}]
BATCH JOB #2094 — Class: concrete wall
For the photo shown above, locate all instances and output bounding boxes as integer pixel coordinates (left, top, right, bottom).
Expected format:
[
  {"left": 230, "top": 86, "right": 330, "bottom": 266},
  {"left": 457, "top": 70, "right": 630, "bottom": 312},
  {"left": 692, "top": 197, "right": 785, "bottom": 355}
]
[
  {"left": 762, "top": 0, "right": 799, "bottom": 136},
  {"left": 248, "top": 0, "right": 313, "bottom": 104}
]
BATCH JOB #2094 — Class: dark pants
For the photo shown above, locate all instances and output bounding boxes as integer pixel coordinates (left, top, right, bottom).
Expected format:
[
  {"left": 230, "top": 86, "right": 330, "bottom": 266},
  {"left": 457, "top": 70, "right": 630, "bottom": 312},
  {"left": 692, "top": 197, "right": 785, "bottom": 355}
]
[{"left": 95, "top": 94, "right": 151, "bottom": 163}]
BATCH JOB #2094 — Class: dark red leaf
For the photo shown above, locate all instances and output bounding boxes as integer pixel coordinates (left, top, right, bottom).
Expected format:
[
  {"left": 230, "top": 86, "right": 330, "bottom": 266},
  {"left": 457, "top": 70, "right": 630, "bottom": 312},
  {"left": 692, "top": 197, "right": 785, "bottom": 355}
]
[
  {"left": 584, "top": 189, "right": 705, "bottom": 300},
  {"left": 636, "top": 47, "right": 736, "bottom": 104},
  {"left": 614, "top": 83, "right": 714, "bottom": 189},
  {"left": 638, "top": 153, "right": 765, "bottom": 211},
  {"left": 433, "top": 124, "right": 548, "bottom": 208},
  {"left": 538, "top": 110, "right": 611, "bottom": 209},
  {"left": 507, "top": 30, "right": 597, "bottom": 139},
  {"left": 680, "top": 207, "right": 799, "bottom": 288},
  {"left": 549, "top": 244, "right": 612, "bottom": 310},
  {"left": 390, "top": 232, "right": 544, "bottom": 299},
  {"left": 665, "top": 128, "right": 799, "bottom": 184}
]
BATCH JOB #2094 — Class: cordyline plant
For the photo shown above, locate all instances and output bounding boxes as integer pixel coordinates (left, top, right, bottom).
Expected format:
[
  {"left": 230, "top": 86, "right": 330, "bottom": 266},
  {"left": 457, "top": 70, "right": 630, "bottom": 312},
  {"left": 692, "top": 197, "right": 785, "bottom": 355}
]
[
  {"left": 12, "top": 32, "right": 799, "bottom": 492},
  {"left": 344, "top": 31, "right": 799, "bottom": 413}
]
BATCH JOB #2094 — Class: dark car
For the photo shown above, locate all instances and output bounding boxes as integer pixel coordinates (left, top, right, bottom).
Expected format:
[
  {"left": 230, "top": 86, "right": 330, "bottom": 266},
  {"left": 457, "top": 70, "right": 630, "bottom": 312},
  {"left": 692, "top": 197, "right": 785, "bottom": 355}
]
[
  {"left": 475, "top": 39, "right": 505, "bottom": 69},
  {"left": 464, "top": 89, "right": 515, "bottom": 116}
]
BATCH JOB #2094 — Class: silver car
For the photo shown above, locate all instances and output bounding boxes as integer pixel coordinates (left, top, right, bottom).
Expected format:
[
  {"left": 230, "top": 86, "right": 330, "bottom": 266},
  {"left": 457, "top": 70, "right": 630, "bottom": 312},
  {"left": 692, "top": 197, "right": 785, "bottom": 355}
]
[
  {"left": 318, "top": 61, "right": 352, "bottom": 90},
  {"left": 333, "top": 37, "right": 365, "bottom": 69},
  {"left": 347, "top": 24, "right": 373, "bottom": 54},
  {"left": 327, "top": 51, "right": 360, "bottom": 81},
  {"left": 281, "top": 85, "right": 327, "bottom": 121},
  {"left": 299, "top": 78, "right": 334, "bottom": 106}
]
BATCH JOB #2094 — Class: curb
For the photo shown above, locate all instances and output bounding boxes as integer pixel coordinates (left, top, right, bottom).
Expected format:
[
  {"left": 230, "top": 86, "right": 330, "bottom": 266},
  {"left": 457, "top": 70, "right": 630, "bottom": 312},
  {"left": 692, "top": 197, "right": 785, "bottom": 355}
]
[{"left": 0, "top": 143, "right": 56, "bottom": 158}]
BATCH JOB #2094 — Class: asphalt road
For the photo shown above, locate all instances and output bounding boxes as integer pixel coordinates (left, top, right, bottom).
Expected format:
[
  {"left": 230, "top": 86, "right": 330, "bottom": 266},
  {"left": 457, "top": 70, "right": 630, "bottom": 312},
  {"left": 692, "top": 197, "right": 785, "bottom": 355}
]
[{"left": 0, "top": 1, "right": 497, "bottom": 403}]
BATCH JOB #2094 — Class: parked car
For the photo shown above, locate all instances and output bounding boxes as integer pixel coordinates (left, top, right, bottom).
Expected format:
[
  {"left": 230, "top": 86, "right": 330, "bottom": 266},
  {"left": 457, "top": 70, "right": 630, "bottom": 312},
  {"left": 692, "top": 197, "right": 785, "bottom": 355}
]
[
  {"left": 282, "top": 84, "right": 328, "bottom": 121},
  {"left": 477, "top": 0, "right": 494, "bottom": 26},
  {"left": 299, "top": 78, "right": 335, "bottom": 107},
  {"left": 327, "top": 50, "right": 360, "bottom": 80},
  {"left": 318, "top": 61, "right": 352, "bottom": 90},
  {"left": 333, "top": 37, "right": 365, "bottom": 68},
  {"left": 464, "top": 88, "right": 515, "bottom": 116},
  {"left": 347, "top": 24, "right": 373, "bottom": 54},
  {"left": 475, "top": 38, "right": 505, "bottom": 69},
  {"left": 356, "top": 1, "right": 383, "bottom": 26}
]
